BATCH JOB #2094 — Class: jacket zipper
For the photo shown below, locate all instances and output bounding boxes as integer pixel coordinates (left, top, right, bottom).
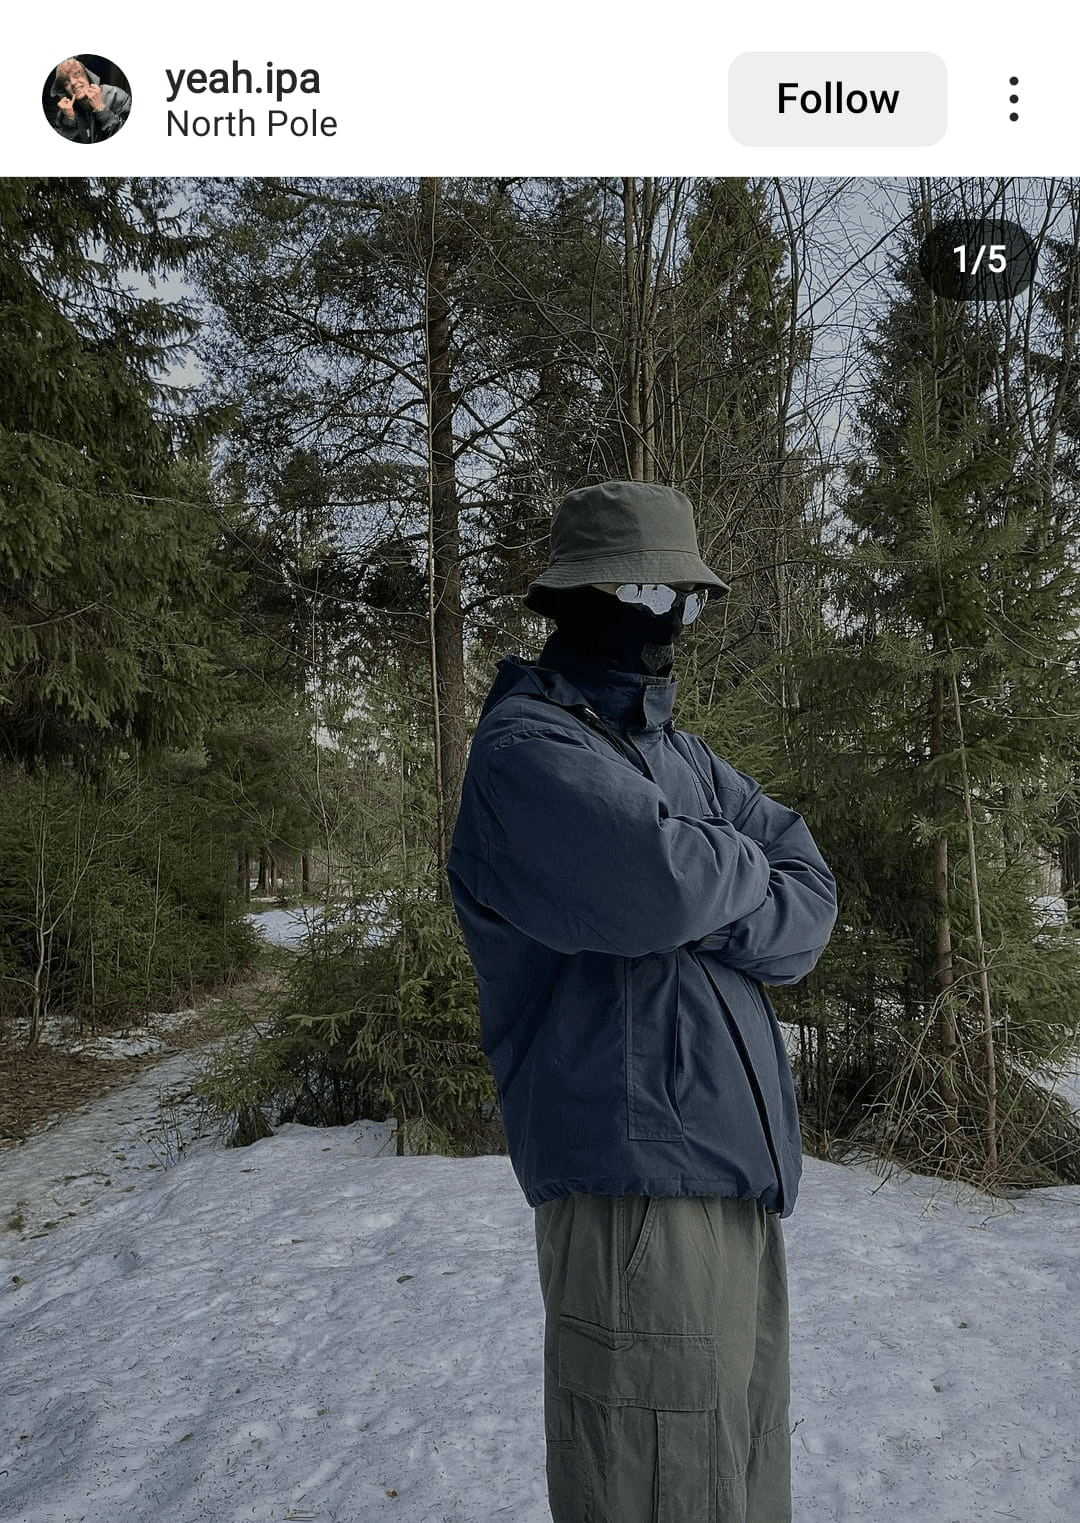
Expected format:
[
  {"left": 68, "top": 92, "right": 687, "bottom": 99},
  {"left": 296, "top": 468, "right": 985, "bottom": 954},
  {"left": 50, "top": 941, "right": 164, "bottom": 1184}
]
[
  {"left": 579, "top": 706, "right": 648, "bottom": 771},
  {"left": 524, "top": 692, "right": 647, "bottom": 772}
]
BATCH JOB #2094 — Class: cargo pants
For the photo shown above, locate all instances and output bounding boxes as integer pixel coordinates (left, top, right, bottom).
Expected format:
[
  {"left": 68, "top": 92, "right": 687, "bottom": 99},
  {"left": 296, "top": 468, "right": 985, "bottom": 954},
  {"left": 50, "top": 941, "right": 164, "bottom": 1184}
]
[{"left": 534, "top": 1193, "right": 791, "bottom": 1523}]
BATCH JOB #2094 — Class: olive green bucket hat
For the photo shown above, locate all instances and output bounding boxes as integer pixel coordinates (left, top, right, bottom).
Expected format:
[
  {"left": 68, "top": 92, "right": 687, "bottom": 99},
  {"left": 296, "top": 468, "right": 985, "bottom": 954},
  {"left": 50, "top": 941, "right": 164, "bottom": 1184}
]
[{"left": 524, "top": 480, "right": 729, "bottom": 612}]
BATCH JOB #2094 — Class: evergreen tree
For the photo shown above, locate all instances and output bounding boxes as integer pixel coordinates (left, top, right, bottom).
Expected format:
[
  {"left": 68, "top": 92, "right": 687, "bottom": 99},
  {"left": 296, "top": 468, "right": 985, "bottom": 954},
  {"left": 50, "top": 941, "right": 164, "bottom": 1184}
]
[
  {"left": 791, "top": 193, "right": 1080, "bottom": 1185},
  {"left": 0, "top": 180, "right": 277, "bottom": 1032},
  {"left": 0, "top": 178, "right": 244, "bottom": 767},
  {"left": 669, "top": 179, "right": 818, "bottom": 780},
  {"left": 1020, "top": 191, "right": 1080, "bottom": 924},
  {"left": 189, "top": 176, "right": 557, "bottom": 857},
  {"left": 489, "top": 177, "right": 817, "bottom": 756}
]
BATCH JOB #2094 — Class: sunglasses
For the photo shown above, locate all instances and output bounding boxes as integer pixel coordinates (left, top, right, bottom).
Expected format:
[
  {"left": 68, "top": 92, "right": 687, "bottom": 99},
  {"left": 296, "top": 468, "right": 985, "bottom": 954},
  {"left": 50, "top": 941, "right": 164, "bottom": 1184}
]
[{"left": 614, "top": 584, "right": 708, "bottom": 625}]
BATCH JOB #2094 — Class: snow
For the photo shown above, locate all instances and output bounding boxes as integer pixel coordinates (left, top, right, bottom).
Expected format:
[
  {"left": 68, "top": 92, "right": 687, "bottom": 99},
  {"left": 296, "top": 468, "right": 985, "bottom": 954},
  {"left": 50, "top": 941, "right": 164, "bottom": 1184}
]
[
  {"left": 245, "top": 905, "right": 326, "bottom": 953},
  {"left": 3, "top": 1083, "right": 1079, "bottom": 1520},
  {"left": 4, "top": 1108, "right": 1072, "bottom": 1523},
  {"left": 243, "top": 902, "right": 391, "bottom": 953},
  {"left": 2, "top": 909, "right": 1078, "bottom": 1520},
  {"left": 1034, "top": 894, "right": 1069, "bottom": 929}
]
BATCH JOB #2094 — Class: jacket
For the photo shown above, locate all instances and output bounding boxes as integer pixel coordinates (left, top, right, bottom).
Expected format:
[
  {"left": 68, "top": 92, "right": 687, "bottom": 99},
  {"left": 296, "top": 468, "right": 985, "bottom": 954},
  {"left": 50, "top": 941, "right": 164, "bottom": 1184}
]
[
  {"left": 50, "top": 68, "right": 131, "bottom": 142},
  {"left": 447, "top": 641, "right": 837, "bottom": 1218}
]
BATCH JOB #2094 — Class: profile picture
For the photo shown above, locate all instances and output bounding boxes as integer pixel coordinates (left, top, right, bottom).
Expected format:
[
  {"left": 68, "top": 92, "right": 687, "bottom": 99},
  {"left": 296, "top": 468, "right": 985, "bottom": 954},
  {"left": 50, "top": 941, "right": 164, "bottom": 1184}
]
[{"left": 43, "top": 55, "right": 131, "bottom": 143}]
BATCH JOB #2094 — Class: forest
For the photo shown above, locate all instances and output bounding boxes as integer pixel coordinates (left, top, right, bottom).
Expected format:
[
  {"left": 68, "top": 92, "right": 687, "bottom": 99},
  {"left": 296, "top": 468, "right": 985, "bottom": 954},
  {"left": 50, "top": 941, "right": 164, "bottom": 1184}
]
[{"left": 3, "top": 174, "right": 1080, "bottom": 1189}]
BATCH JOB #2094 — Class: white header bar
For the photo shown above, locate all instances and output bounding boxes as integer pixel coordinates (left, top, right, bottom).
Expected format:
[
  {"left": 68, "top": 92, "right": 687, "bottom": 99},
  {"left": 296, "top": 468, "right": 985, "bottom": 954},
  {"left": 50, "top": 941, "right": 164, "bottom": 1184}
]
[{"left": 5, "top": 5, "right": 1064, "bottom": 174}]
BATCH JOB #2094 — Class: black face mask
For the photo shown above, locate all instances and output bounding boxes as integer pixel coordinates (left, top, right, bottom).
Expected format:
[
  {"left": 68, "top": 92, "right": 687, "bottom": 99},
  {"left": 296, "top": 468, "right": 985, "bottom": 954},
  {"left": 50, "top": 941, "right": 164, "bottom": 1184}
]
[{"left": 548, "top": 586, "right": 687, "bottom": 676}]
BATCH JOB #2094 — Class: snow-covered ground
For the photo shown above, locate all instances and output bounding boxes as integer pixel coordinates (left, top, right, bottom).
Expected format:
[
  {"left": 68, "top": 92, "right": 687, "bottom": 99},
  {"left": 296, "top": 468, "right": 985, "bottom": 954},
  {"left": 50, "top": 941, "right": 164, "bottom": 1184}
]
[
  {"left": 2, "top": 907, "right": 1078, "bottom": 1521},
  {"left": 243, "top": 902, "right": 389, "bottom": 953},
  {"left": 245, "top": 904, "right": 327, "bottom": 953},
  {"left": 3, "top": 1118, "right": 1079, "bottom": 1523}
]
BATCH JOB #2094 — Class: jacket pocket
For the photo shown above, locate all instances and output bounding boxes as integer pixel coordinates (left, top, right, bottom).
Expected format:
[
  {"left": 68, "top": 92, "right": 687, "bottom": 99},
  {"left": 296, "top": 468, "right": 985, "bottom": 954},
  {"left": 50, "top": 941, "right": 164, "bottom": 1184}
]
[
  {"left": 625, "top": 954, "right": 683, "bottom": 1141},
  {"left": 698, "top": 959, "right": 787, "bottom": 1211}
]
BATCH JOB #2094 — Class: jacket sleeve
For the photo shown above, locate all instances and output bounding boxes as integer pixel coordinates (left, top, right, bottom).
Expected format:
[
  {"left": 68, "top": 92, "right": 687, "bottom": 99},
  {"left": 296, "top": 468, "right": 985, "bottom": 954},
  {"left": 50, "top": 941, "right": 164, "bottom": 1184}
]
[
  {"left": 688, "top": 755, "right": 837, "bottom": 985},
  {"left": 454, "top": 718, "right": 773, "bottom": 959},
  {"left": 95, "top": 88, "right": 131, "bottom": 137}
]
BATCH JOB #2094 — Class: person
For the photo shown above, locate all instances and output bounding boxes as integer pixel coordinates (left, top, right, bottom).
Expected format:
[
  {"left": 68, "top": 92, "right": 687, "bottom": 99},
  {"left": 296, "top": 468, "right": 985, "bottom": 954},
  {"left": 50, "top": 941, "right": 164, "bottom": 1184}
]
[
  {"left": 448, "top": 480, "right": 838, "bottom": 1523},
  {"left": 49, "top": 58, "right": 130, "bottom": 142}
]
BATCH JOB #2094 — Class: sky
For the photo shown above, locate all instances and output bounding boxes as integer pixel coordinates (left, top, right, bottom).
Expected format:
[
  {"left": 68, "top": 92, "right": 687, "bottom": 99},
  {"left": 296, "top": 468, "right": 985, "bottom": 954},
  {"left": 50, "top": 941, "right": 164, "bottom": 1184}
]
[
  {"left": 1, "top": 907, "right": 1078, "bottom": 1523},
  {"left": 143, "top": 176, "right": 1075, "bottom": 493}
]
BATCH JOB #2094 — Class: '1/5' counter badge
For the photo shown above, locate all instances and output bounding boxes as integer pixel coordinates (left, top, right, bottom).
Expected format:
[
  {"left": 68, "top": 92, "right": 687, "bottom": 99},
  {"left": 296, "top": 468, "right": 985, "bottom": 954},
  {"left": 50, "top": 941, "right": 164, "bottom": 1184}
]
[{"left": 918, "top": 219, "right": 1037, "bottom": 301}]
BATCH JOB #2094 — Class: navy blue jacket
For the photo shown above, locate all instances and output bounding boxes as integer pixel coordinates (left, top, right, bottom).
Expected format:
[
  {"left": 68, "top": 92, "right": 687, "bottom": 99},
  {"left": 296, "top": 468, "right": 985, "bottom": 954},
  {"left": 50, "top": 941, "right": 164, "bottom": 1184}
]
[{"left": 448, "top": 642, "right": 837, "bottom": 1217}]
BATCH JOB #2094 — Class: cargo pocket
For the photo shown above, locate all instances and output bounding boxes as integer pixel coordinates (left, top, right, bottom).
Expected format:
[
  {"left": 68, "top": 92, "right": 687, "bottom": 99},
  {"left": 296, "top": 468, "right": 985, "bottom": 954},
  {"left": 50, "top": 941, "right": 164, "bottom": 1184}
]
[
  {"left": 552, "top": 1317, "right": 718, "bottom": 1523},
  {"left": 625, "top": 955, "right": 683, "bottom": 1142},
  {"left": 558, "top": 1317, "right": 716, "bottom": 1410}
]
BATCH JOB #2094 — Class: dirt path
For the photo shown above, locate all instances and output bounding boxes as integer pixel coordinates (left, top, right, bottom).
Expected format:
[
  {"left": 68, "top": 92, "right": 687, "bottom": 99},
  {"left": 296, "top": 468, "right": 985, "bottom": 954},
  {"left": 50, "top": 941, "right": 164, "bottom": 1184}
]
[
  {"left": 0, "top": 968, "right": 279, "bottom": 1148},
  {"left": 0, "top": 970, "right": 284, "bottom": 1239}
]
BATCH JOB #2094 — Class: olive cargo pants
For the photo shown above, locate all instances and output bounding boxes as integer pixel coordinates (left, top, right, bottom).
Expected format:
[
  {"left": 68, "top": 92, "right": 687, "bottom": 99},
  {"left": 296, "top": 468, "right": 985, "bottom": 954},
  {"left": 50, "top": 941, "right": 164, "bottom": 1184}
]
[{"left": 534, "top": 1193, "right": 791, "bottom": 1523}]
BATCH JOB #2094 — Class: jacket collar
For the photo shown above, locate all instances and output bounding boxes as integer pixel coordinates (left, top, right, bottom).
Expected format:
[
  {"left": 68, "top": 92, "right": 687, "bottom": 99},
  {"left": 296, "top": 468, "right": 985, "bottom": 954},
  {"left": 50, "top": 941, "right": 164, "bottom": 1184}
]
[{"left": 484, "top": 638, "right": 676, "bottom": 733}]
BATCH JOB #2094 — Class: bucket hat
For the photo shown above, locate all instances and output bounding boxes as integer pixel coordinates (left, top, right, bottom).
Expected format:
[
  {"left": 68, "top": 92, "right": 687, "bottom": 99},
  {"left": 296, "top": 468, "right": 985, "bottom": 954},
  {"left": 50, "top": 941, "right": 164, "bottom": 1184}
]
[{"left": 524, "top": 481, "right": 729, "bottom": 612}]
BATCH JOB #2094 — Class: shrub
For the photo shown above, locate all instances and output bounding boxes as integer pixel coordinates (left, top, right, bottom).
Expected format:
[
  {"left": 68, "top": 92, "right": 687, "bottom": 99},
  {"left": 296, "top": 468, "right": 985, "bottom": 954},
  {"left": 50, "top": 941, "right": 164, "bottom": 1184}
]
[{"left": 197, "top": 889, "right": 504, "bottom": 1156}]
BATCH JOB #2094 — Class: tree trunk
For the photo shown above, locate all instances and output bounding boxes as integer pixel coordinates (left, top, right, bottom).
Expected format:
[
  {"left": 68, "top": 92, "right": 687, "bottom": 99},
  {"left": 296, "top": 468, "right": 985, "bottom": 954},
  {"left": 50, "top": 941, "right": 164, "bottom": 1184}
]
[
  {"left": 948, "top": 666, "right": 998, "bottom": 1171},
  {"left": 618, "top": 177, "right": 677, "bottom": 484},
  {"left": 930, "top": 669, "right": 961, "bottom": 1157},
  {"left": 920, "top": 266, "right": 962, "bottom": 1154},
  {"left": 931, "top": 674, "right": 956, "bottom": 1044},
  {"left": 420, "top": 176, "right": 468, "bottom": 870},
  {"left": 621, "top": 178, "right": 645, "bottom": 481},
  {"left": 1063, "top": 833, "right": 1080, "bottom": 923},
  {"left": 1059, "top": 785, "right": 1080, "bottom": 926}
]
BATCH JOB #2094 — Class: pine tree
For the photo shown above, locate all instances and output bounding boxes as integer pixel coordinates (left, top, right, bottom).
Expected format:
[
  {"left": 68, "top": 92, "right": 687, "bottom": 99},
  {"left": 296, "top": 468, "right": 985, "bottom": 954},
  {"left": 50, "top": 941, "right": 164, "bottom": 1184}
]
[
  {"left": 0, "top": 178, "right": 237, "bottom": 767},
  {"left": 190, "top": 176, "right": 567, "bottom": 859},
  {"left": 791, "top": 192, "right": 1080, "bottom": 1185},
  {"left": 669, "top": 179, "right": 817, "bottom": 780},
  {"left": 1019, "top": 192, "right": 1080, "bottom": 925}
]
